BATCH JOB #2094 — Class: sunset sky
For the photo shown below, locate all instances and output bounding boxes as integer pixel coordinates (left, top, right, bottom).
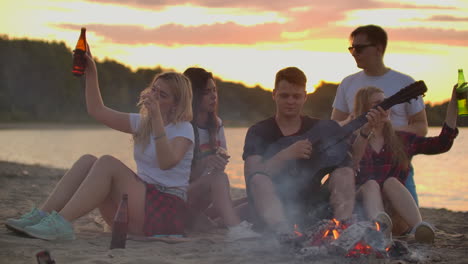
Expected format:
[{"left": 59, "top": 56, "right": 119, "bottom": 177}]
[{"left": 2, "top": 0, "right": 468, "bottom": 104}]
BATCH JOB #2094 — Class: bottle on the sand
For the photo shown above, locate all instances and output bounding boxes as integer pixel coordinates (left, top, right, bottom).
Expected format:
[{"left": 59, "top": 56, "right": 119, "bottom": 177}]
[{"left": 110, "top": 194, "right": 129, "bottom": 249}]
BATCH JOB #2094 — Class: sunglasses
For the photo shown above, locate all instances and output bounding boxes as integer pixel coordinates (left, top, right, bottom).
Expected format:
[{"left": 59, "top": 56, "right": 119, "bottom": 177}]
[{"left": 348, "top": 43, "right": 375, "bottom": 54}]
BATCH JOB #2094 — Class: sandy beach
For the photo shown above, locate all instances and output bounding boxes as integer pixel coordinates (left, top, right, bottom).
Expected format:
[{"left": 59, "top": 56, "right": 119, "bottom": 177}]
[{"left": 0, "top": 160, "right": 467, "bottom": 264}]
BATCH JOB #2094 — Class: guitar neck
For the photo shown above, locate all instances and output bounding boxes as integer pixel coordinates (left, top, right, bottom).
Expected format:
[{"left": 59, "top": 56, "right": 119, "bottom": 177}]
[
  {"left": 339, "top": 80, "right": 426, "bottom": 139},
  {"left": 341, "top": 115, "right": 368, "bottom": 137}
]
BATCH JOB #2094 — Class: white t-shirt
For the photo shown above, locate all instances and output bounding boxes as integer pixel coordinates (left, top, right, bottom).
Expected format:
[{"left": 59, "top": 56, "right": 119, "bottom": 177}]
[
  {"left": 129, "top": 113, "right": 194, "bottom": 190},
  {"left": 195, "top": 118, "right": 227, "bottom": 159},
  {"left": 333, "top": 69, "right": 425, "bottom": 127}
]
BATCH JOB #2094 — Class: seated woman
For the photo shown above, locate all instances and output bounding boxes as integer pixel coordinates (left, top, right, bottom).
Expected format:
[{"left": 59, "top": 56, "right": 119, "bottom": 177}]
[
  {"left": 183, "top": 67, "right": 259, "bottom": 241},
  {"left": 351, "top": 85, "right": 459, "bottom": 244},
  {"left": 5, "top": 45, "right": 194, "bottom": 240}
]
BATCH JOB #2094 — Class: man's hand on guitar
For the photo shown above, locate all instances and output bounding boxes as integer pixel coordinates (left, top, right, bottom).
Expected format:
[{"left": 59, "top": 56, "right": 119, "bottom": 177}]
[{"left": 284, "top": 139, "right": 313, "bottom": 160}]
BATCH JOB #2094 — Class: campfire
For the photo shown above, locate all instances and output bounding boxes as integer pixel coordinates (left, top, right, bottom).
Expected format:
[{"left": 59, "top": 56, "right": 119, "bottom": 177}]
[{"left": 290, "top": 218, "right": 400, "bottom": 260}]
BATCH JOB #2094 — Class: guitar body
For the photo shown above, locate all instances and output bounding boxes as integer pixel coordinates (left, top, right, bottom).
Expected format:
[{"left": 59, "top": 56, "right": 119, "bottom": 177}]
[{"left": 265, "top": 120, "right": 351, "bottom": 202}]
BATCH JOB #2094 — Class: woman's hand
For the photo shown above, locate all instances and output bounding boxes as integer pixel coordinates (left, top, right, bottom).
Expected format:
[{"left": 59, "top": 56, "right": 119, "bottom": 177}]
[
  {"left": 364, "top": 106, "right": 388, "bottom": 130},
  {"left": 141, "top": 86, "right": 160, "bottom": 116},
  {"left": 84, "top": 43, "right": 96, "bottom": 73},
  {"left": 202, "top": 153, "right": 229, "bottom": 171}
]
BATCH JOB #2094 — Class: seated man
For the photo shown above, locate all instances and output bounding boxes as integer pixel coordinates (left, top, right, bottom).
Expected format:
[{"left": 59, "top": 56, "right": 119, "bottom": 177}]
[{"left": 242, "top": 67, "right": 355, "bottom": 235}]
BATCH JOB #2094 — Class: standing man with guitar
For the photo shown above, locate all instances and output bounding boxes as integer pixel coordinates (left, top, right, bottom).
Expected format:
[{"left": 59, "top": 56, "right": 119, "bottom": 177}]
[
  {"left": 243, "top": 67, "right": 355, "bottom": 237},
  {"left": 331, "top": 25, "right": 428, "bottom": 206}
]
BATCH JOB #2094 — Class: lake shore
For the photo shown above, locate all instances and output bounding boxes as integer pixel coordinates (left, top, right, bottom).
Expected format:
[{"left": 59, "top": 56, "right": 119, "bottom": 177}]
[{"left": 1, "top": 160, "right": 467, "bottom": 264}]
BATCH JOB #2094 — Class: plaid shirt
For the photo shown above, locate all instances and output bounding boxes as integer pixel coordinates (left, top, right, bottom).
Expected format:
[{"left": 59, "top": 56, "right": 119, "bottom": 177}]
[{"left": 355, "top": 123, "right": 458, "bottom": 187}]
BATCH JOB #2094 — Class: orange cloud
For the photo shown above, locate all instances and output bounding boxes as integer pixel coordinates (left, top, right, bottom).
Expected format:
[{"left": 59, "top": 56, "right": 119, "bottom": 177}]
[
  {"left": 88, "top": 0, "right": 453, "bottom": 12},
  {"left": 61, "top": 1, "right": 465, "bottom": 47},
  {"left": 386, "top": 27, "right": 468, "bottom": 46},
  {"left": 425, "top": 15, "right": 468, "bottom": 22},
  {"left": 58, "top": 22, "right": 284, "bottom": 45}
]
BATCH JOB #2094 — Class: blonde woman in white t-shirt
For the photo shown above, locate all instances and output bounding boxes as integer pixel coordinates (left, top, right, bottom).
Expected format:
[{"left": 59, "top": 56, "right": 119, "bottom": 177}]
[
  {"left": 184, "top": 67, "right": 260, "bottom": 241},
  {"left": 5, "top": 44, "right": 194, "bottom": 240}
]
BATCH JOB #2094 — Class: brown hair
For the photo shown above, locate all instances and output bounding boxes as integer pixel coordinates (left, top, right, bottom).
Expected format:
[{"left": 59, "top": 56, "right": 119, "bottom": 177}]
[
  {"left": 183, "top": 67, "right": 219, "bottom": 159},
  {"left": 274, "top": 67, "right": 307, "bottom": 90},
  {"left": 353, "top": 86, "right": 409, "bottom": 169},
  {"left": 350, "top": 25, "right": 388, "bottom": 53}
]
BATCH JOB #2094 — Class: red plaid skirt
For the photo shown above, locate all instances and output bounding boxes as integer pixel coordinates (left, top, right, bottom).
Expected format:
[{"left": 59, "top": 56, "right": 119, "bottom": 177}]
[{"left": 143, "top": 183, "right": 188, "bottom": 236}]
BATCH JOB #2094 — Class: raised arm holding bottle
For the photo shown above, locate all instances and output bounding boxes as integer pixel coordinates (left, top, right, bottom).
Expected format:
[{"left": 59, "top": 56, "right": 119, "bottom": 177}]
[{"left": 5, "top": 29, "right": 194, "bottom": 241}]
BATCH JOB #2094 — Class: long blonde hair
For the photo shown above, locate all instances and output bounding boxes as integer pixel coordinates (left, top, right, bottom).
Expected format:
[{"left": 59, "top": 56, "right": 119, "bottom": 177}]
[
  {"left": 133, "top": 72, "right": 193, "bottom": 147},
  {"left": 353, "top": 86, "right": 409, "bottom": 170}
]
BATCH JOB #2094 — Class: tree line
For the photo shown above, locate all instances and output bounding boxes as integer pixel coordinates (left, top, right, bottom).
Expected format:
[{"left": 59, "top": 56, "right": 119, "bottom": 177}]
[{"left": 0, "top": 36, "right": 465, "bottom": 127}]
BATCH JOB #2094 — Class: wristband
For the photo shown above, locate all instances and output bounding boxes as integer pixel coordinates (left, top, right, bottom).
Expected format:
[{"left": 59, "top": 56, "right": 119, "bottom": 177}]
[{"left": 153, "top": 133, "right": 166, "bottom": 141}]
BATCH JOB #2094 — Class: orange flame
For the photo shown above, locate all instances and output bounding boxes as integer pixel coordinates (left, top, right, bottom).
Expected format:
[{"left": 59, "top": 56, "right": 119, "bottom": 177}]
[
  {"left": 332, "top": 218, "right": 340, "bottom": 226},
  {"left": 375, "top": 221, "right": 380, "bottom": 231},
  {"left": 332, "top": 229, "right": 340, "bottom": 240},
  {"left": 294, "top": 224, "right": 303, "bottom": 237},
  {"left": 322, "top": 229, "right": 330, "bottom": 238}
]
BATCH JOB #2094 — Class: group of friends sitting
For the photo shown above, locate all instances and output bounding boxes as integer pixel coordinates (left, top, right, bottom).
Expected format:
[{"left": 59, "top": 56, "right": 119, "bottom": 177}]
[{"left": 5, "top": 25, "right": 459, "bottom": 246}]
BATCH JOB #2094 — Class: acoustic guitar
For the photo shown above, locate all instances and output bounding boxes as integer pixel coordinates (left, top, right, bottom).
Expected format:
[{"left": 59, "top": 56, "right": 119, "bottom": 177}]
[{"left": 264, "top": 81, "right": 428, "bottom": 202}]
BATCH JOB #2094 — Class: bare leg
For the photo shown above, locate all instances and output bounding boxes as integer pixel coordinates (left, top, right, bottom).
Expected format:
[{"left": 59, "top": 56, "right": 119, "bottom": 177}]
[
  {"left": 328, "top": 167, "right": 355, "bottom": 221},
  {"left": 382, "top": 177, "right": 422, "bottom": 228},
  {"left": 188, "top": 172, "right": 241, "bottom": 227},
  {"left": 249, "top": 173, "right": 289, "bottom": 232},
  {"left": 356, "top": 180, "right": 384, "bottom": 220},
  {"left": 58, "top": 155, "right": 146, "bottom": 235},
  {"left": 209, "top": 172, "right": 240, "bottom": 227},
  {"left": 40, "top": 154, "right": 97, "bottom": 213}
]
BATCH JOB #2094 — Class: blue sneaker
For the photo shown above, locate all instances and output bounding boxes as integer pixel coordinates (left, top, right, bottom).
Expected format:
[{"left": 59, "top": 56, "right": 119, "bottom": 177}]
[
  {"left": 23, "top": 211, "right": 75, "bottom": 241},
  {"left": 5, "top": 208, "right": 48, "bottom": 233}
]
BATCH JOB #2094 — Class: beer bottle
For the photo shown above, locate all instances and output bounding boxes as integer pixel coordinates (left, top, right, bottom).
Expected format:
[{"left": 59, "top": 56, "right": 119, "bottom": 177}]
[
  {"left": 72, "top": 27, "right": 87, "bottom": 77},
  {"left": 36, "top": 250, "right": 56, "bottom": 264},
  {"left": 456, "top": 69, "right": 468, "bottom": 116},
  {"left": 110, "top": 194, "right": 129, "bottom": 249}
]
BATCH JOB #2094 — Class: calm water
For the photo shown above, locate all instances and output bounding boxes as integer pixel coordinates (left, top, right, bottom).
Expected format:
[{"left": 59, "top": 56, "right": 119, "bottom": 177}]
[{"left": 0, "top": 124, "right": 466, "bottom": 212}]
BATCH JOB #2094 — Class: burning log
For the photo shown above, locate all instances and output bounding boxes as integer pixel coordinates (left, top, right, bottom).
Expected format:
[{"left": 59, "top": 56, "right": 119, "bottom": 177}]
[
  {"left": 293, "top": 218, "right": 406, "bottom": 260},
  {"left": 329, "top": 221, "right": 374, "bottom": 255}
]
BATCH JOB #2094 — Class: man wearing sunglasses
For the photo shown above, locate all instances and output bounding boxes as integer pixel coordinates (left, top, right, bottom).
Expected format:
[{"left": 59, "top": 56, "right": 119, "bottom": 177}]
[{"left": 331, "top": 24, "right": 428, "bottom": 207}]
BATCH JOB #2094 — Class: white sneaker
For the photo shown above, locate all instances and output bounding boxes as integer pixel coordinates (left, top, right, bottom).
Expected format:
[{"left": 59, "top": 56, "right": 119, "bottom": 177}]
[
  {"left": 226, "top": 221, "right": 261, "bottom": 242},
  {"left": 413, "top": 221, "right": 435, "bottom": 244}
]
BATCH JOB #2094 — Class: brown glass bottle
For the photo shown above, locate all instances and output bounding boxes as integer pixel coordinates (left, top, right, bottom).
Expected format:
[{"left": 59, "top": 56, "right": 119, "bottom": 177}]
[
  {"left": 110, "top": 194, "right": 129, "bottom": 249},
  {"left": 36, "top": 250, "right": 56, "bottom": 264},
  {"left": 72, "top": 27, "right": 87, "bottom": 77}
]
